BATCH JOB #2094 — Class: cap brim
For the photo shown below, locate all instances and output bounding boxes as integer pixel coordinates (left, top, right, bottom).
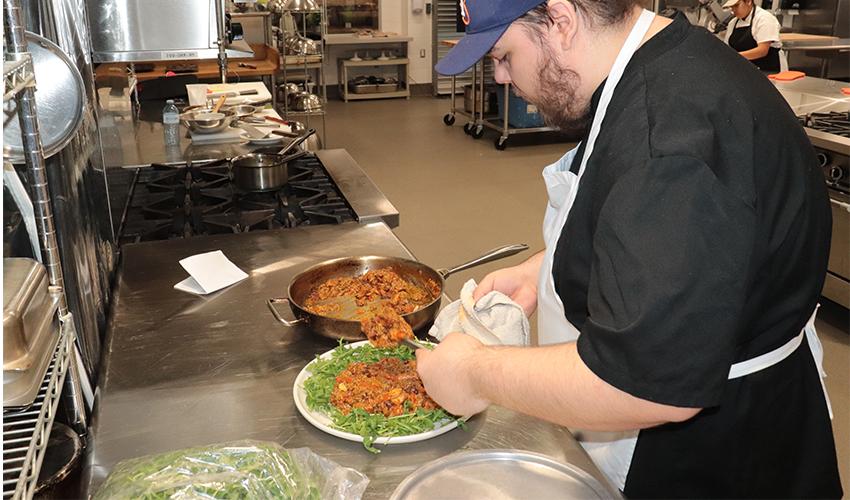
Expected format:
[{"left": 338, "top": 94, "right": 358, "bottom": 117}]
[
  {"left": 435, "top": 25, "right": 510, "bottom": 76},
  {"left": 721, "top": 0, "right": 739, "bottom": 8}
]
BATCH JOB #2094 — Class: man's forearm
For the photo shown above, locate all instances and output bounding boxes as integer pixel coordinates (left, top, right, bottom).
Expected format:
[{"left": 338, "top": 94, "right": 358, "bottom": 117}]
[{"left": 470, "top": 342, "right": 700, "bottom": 431}]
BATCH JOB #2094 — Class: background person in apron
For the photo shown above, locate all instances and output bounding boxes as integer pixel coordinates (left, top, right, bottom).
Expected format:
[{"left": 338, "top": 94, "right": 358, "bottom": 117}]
[
  {"left": 723, "top": 0, "right": 785, "bottom": 72},
  {"left": 417, "top": 0, "right": 842, "bottom": 497}
]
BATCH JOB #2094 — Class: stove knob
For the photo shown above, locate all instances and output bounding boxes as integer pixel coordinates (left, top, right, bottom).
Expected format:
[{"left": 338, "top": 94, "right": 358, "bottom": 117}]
[
  {"left": 816, "top": 152, "right": 829, "bottom": 168},
  {"left": 830, "top": 165, "right": 844, "bottom": 182}
]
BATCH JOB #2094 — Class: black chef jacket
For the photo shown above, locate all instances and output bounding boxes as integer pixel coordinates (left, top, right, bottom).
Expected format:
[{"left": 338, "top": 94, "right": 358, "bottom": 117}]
[{"left": 552, "top": 13, "right": 842, "bottom": 498}]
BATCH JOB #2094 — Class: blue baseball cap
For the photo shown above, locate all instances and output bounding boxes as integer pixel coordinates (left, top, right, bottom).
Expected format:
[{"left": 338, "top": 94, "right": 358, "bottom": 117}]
[{"left": 435, "top": 0, "right": 547, "bottom": 76}]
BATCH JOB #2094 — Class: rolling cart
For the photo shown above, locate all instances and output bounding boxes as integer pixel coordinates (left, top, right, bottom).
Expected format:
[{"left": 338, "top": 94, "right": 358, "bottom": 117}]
[
  {"left": 440, "top": 40, "right": 558, "bottom": 150},
  {"left": 440, "top": 40, "right": 484, "bottom": 137}
]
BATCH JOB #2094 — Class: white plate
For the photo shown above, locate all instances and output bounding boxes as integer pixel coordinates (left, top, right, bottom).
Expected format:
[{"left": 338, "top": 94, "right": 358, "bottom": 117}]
[
  {"left": 247, "top": 134, "right": 285, "bottom": 145},
  {"left": 293, "top": 340, "right": 460, "bottom": 445}
]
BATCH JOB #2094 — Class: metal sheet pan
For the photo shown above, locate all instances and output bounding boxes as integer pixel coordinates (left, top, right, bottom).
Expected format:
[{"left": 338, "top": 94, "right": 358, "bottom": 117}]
[
  {"left": 390, "top": 449, "right": 616, "bottom": 500},
  {"left": 3, "top": 31, "right": 85, "bottom": 162}
]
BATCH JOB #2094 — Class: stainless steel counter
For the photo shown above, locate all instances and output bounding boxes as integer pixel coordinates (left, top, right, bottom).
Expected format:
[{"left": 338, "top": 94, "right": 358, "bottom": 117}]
[
  {"left": 782, "top": 39, "right": 850, "bottom": 52},
  {"left": 98, "top": 100, "right": 269, "bottom": 169},
  {"left": 82, "top": 222, "right": 617, "bottom": 498},
  {"left": 773, "top": 76, "right": 850, "bottom": 154},
  {"left": 97, "top": 93, "right": 400, "bottom": 229},
  {"left": 772, "top": 76, "right": 849, "bottom": 100}
]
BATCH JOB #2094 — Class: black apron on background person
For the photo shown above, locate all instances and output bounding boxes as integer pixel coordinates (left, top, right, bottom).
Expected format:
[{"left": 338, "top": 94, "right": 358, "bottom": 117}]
[{"left": 728, "top": 7, "right": 781, "bottom": 72}]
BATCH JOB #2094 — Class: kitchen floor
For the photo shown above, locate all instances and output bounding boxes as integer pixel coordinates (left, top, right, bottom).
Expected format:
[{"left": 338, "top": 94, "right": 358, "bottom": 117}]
[{"left": 325, "top": 95, "right": 850, "bottom": 493}]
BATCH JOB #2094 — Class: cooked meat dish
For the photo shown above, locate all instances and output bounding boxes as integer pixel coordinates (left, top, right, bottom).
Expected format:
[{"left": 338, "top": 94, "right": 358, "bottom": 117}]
[
  {"left": 304, "top": 268, "right": 439, "bottom": 318},
  {"left": 330, "top": 357, "right": 438, "bottom": 417},
  {"left": 361, "top": 307, "right": 414, "bottom": 348}
]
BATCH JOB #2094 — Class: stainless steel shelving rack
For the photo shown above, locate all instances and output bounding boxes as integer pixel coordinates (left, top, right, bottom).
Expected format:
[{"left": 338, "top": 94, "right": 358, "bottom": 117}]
[
  {"left": 3, "top": 1, "right": 88, "bottom": 498},
  {"left": 3, "top": 324, "right": 74, "bottom": 499},
  {"left": 277, "top": 2, "right": 328, "bottom": 143}
]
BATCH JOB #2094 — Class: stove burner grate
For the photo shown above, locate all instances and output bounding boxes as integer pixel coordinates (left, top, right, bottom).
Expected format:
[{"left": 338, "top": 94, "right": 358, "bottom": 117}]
[
  {"left": 119, "top": 155, "right": 355, "bottom": 244},
  {"left": 800, "top": 112, "right": 850, "bottom": 138}
]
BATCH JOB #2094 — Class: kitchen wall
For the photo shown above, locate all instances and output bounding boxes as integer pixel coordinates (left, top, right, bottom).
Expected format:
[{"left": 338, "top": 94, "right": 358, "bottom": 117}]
[
  {"left": 787, "top": 0, "right": 848, "bottom": 79},
  {"left": 383, "top": 0, "right": 433, "bottom": 86},
  {"left": 323, "top": 0, "right": 434, "bottom": 88}
]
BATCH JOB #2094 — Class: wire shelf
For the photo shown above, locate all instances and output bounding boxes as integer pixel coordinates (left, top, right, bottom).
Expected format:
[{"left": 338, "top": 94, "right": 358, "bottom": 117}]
[
  {"left": 3, "top": 55, "right": 35, "bottom": 103},
  {"left": 3, "top": 323, "right": 72, "bottom": 500}
]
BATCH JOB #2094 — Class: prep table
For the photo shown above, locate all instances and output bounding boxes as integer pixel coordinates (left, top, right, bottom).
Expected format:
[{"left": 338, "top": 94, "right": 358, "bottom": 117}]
[{"left": 81, "top": 221, "right": 619, "bottom": 498}]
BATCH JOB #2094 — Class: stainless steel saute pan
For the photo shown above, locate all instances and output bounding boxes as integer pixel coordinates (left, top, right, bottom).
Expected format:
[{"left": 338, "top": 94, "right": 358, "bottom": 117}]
[{"left": 267, "top": 244, "right": 529, "bottom": 340}]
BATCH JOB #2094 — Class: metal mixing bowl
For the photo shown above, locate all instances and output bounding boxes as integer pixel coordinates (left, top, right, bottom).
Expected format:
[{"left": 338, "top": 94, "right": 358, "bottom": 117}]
[
  {"left": 224, "top": 104, "right": 257, "bottom": 119},
  {"left": 180, "top": 108, "right": 237, "bottom": 135},
  {"left": 290, "top": 92, "right": 323, "bottom": 112},
  {"left": 284, "top": 35, "right": 320, "bottom": 56}
]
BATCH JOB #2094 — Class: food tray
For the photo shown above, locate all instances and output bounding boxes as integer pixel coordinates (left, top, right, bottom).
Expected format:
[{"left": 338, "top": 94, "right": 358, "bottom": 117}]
[
  {"left": 4, "top": 258, "right": 62, "bottom": 409},
  {"left": 3, "top": 303, "right": 59, "bottom": 409},
  {"left": 349, "top": 83, "right": 378, "bottom": 94},
  {"left": 390, "top": 449, "right": 614, "bottom": 500},
  {"left": 349, "top": 83, "right": 401, "bottom": 94},
  {"left": 376, "top": 83, "right": 400, "bottom": 93}
]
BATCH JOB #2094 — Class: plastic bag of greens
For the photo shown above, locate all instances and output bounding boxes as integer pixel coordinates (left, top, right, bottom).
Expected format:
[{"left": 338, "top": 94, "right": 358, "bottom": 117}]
[{"left": 93, "top": 441, "right": 369, "bottom": 500}]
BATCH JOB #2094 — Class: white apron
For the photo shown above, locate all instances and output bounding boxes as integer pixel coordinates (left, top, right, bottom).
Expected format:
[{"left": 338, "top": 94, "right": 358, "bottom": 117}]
[{"left": 535, "top": 8, "right": 833, "bottom": 492}]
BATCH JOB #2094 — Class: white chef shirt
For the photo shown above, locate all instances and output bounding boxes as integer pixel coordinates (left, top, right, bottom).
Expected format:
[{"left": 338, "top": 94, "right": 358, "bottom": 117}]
[{"left": 724, "top": 6, "right": 782, "bottom": 49}]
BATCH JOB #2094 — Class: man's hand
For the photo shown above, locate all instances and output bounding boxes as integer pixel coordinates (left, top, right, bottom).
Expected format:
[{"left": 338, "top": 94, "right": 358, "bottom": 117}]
[
  {"left": 473, "top": 252, "right": 543, "bottom": 317},
  {"left": 415, "top": 333, "right": 490, "bottom": 417}
]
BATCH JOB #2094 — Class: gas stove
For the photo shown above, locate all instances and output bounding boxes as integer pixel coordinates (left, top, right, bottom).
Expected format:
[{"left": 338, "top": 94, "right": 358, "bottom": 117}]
[
  {"left": 800, "top": 112, "right": 850, "bottom": 139},
  {"left": 798, "top": 110, "right": 850, "bottom": 309},
  {"left": 799, "top": 112, "right": 850, "bottom": 195},
  {"left": 118, "top": 154, "right": 356, "bottom": 245}
]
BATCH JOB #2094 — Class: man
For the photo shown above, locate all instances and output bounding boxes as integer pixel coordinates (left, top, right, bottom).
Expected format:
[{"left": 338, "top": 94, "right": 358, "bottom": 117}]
[{"left": 417, "top": 0, "right": 842, "bottom": 497}]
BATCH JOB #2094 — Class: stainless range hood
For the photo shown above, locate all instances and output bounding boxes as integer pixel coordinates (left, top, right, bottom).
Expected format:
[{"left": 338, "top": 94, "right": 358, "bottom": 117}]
[{"left": 87, "top": 0, "right": 253, "bottom": 62}]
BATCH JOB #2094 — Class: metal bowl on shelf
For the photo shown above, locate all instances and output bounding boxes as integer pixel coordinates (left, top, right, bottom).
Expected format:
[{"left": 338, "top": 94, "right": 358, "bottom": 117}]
[
  {"left": 180, "top": 108, "right": 237, "bottom": 135},
  {"left": 283, "top": 0, "right": 321, "bottom": 12},
  {"left": 284, "top": 35, "right": 321, "bottom": 56},
  {"left": 278, "top": 83, "right": 302, "bottom": 106},
  {"left": 289, "top": 92, "right": 323, "bottom": 112},
  {"left": 267, "top": 0, "right": 285, "bottom": 13}
]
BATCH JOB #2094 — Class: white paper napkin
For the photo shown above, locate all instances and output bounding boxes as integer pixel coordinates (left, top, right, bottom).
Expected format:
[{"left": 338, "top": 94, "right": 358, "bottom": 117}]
[{"left": 174, "top": 250, "right": 249, "bottom": 295}]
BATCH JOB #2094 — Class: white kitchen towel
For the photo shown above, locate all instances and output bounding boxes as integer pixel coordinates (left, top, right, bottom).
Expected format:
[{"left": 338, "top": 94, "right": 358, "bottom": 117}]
[
  {"left": 428, "top": 279, "right": 530, "bottom": 346},
  {"left": 174, "top": 250, "right": 249, "bottom": 295}
]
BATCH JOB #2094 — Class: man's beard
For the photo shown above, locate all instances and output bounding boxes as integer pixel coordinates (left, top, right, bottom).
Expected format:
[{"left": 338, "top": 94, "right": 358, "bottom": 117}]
[{"left": 517, "top": 54, "right": 591, "bottom": 133}]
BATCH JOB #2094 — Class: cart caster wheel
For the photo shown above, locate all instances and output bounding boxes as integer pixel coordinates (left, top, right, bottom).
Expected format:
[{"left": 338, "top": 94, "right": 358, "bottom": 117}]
[
  {"left": 463, "top": 123, "right": 475, "bottom": 134},
  {"left": 472, "top": 125, "right": 485, "bottom": 139},
  {"left": 443, "top": 114, "right": 456, "bottom": 126},
  {"left": 495, "top": 137, "right": 508, "bottom": 150}
]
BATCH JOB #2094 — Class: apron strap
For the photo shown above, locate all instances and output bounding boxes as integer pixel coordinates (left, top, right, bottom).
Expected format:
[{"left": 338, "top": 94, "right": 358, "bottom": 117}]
[{"left": 727, "top": 305, "right": 833, "bottom": 419}]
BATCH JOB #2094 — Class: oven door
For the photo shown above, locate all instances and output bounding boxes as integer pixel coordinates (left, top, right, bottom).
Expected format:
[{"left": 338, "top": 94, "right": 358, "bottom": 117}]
[{"left": 824, "top": 190, "right": 850, "bottom": 309}]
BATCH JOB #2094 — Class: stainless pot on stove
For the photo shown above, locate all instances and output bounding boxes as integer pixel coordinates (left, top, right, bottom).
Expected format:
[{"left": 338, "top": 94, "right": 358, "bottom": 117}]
[
  {"left": 231, "top": 151, "right": 306, "bottom": 192},
  {"left": 231, "top": 129, "right": 316, "bottom": 191}
]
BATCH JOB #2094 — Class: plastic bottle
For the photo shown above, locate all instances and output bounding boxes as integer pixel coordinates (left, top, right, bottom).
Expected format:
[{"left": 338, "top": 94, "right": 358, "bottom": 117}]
[{"left": 162, "top": 99, "right": 180, "bottom": 146}]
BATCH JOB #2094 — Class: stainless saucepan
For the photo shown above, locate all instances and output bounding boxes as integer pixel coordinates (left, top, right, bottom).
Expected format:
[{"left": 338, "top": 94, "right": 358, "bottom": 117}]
[
  {"left": 267, "top": 244, "right": 529, "bottom": 341},
  {"left": 230, "top": 150, "right": 307, "bottom": 192}
]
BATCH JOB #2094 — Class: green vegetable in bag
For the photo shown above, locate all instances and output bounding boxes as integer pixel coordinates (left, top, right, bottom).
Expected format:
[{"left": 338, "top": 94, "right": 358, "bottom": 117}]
[{"left": 94, "top": 442, "right": 368, "bottom": 500}]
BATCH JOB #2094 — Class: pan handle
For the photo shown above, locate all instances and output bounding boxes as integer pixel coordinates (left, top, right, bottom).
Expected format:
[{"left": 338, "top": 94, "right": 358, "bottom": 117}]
[
  {"left": 267, "top": 297, "right": 306, "bottom": 327},
  {"left": 437, "top": 243, "right": 529, "bottom": 279}
]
